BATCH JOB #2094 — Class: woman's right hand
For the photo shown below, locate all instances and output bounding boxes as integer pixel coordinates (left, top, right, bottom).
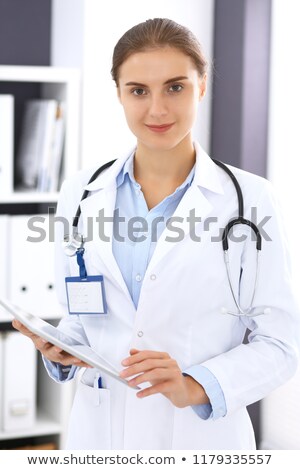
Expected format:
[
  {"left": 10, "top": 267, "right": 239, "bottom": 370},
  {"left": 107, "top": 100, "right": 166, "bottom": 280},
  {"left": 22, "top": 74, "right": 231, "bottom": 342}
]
[{"left": 12, "top": 319, "right": 91, "bottom": 368}]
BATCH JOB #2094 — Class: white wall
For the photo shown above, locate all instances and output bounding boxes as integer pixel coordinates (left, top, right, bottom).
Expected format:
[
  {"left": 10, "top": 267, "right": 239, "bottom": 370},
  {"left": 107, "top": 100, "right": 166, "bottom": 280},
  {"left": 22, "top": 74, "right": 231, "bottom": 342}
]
[
  {"left": 51, "top": 0, "right": 215, "bottom": 168},
  {"left": 261, "top": 0, "right": 300, "bottom": 450},
  {"left": 267, "top": 0, "right": 300, "bottom": 295}
]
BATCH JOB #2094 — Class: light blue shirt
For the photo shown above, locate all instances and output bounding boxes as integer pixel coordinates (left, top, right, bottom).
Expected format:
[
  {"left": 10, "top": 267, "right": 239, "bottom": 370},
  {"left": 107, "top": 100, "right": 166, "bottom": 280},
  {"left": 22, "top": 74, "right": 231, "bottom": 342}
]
[
  {"left": 46, "top": 152, "right": 227, "bottom": 420},
  {"left": 111, "top": 153, "right": 226, "bottom": 420}
]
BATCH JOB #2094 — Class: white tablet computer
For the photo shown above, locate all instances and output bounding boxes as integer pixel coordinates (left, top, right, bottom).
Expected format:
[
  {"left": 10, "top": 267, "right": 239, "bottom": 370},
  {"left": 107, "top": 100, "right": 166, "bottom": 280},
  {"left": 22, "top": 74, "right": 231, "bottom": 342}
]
[{"left": 0, "top": 297, "right": 138, "bottom": 389}]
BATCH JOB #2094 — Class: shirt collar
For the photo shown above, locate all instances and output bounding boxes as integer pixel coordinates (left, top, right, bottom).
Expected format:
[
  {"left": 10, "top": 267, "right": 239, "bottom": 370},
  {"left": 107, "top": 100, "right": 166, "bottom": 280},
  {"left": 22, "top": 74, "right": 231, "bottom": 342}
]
[
  {"left": 84, "top": 141, "right": 224, "bottom": 195},
  {"left": 116, "top": 151, "right": 136, "bottom": 188},
  {"left": 116, "top": 152, "right": 195, "bottom": 192}
]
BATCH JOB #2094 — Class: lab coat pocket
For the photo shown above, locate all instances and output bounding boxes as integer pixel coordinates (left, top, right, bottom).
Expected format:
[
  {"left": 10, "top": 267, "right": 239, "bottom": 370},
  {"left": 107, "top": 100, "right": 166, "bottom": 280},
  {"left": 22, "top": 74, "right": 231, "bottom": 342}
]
[{"left": 65, "top": 380, "right": 111, "bottom": 450}]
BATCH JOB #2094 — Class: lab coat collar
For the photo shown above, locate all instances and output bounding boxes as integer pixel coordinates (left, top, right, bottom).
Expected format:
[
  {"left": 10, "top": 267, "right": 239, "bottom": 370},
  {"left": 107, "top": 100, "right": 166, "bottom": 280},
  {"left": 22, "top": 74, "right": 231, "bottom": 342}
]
[
  {"left": 83, "top": 147, "right": 136, "bottom": 192},
  {"left": 193, "top": 141, "right": 224, "bottom": 195},
  {"left": 83, "top": 141, "right": 225, "bottom": 195}
]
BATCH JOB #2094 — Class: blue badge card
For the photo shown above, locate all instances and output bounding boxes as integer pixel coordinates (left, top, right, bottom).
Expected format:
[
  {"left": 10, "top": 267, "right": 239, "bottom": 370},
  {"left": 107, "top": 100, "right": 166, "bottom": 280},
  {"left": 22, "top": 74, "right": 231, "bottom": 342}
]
[{"left": 65, "top": 275, "right": 107, "bottom": 315}]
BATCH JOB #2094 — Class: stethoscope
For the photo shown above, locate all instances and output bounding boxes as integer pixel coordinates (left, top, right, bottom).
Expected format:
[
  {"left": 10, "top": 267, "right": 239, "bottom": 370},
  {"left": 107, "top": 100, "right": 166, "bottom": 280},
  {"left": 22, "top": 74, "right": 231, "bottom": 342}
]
[{"left": 63, "top": 158, "right": 270, "bottom": 318}]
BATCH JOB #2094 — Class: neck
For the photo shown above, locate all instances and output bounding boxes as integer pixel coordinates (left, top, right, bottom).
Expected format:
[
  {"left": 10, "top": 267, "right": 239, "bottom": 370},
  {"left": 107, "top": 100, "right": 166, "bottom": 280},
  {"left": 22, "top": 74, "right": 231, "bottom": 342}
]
[{"left": 134, "top": 134, "right": 196, "bottom": 185}]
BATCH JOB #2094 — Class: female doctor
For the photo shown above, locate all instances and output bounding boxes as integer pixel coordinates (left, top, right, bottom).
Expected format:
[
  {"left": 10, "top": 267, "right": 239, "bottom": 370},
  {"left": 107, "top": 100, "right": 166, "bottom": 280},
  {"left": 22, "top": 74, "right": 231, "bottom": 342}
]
[{"left": 13, "top": 18, "right": 299, "bottom": 450}]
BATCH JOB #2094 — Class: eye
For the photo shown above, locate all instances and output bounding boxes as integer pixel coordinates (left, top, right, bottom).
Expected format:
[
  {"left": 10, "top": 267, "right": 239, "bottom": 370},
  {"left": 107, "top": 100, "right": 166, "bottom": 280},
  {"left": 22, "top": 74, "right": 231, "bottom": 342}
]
[
  {"left": 169, "top": 84, "right": 183, "bottom": 93},
  {"left": 131, "top": 88, "right": 147, "bottom": 96}
]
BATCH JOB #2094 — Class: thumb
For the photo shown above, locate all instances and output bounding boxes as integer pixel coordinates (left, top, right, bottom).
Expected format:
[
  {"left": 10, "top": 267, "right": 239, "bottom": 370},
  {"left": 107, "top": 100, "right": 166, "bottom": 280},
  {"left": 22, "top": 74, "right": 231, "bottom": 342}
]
[{"left": 130, "top": 348, "right": 140, "bottom": 355}]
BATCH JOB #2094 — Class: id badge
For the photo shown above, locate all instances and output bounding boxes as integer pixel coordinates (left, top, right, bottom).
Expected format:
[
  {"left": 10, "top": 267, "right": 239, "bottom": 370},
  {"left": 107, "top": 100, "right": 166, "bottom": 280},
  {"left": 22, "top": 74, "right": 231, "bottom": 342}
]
[{"left": 65, "top": 275, "right": 107, "bottom": 315}]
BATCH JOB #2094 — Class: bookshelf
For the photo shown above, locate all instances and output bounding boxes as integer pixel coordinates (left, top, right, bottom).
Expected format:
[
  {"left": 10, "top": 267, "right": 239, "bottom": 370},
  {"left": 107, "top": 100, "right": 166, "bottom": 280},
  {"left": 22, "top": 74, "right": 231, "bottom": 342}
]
[
  {"left": 0, "top": 66, "right": 81, "bottom": 449},
  {"left": 0, "top": 65, "right": 80, "bottom": 202}
]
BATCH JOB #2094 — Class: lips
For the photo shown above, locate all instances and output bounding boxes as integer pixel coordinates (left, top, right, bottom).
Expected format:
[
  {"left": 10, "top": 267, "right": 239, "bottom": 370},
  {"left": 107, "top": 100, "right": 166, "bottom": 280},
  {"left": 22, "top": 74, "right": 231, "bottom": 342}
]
[{"left": 145, "top": 123, "right": 174, "bottom": 133}]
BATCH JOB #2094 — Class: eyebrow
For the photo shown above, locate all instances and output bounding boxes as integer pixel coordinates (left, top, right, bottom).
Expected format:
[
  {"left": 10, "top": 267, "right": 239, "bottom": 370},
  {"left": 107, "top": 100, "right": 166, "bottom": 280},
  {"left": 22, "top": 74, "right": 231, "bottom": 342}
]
[{"left": 124, "top": 76, "right": 189, "bottom": 87}]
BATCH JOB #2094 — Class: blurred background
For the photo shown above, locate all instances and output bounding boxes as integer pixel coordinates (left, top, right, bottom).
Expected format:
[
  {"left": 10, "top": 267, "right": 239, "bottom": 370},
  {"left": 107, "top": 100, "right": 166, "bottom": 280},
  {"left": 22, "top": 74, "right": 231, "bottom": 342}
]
[{"left": 0, "top": 0, "right": 299, "bottom": 450}]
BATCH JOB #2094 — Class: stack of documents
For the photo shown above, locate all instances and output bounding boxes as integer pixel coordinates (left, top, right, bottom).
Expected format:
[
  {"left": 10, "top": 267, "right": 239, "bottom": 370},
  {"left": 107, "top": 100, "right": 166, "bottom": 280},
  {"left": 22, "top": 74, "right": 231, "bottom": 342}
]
[{"left": 15, "top": 99, "right": 65, "bottom": 192}]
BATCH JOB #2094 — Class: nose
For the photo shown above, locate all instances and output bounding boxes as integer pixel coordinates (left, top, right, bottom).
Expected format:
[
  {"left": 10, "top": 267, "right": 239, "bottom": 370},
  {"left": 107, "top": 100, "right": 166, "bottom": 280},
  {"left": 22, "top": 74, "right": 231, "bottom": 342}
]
[{"left": 148, "top": 93, "right": 168, "bottom": 119}]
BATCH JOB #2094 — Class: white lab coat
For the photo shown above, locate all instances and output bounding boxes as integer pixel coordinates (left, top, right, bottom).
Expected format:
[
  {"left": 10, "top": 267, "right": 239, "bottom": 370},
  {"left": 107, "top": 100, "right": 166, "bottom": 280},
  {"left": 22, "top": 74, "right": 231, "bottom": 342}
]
[{"left": 47, "top": 141, "right": 299, "bottom": 450}]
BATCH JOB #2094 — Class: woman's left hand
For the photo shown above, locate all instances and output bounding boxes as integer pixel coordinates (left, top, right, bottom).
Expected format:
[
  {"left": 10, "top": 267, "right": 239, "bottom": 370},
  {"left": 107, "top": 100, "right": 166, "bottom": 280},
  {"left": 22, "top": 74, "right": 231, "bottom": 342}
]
[{"left": 120, "top": 349, "right": 210, "bottom": 408}]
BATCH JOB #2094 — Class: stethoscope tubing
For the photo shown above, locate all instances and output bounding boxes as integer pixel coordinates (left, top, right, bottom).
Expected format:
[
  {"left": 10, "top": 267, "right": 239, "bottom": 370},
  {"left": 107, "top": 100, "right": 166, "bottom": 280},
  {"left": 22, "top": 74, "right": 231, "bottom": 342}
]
[{"left": 64, "top": 156, "right": 264, "bottom": 317}]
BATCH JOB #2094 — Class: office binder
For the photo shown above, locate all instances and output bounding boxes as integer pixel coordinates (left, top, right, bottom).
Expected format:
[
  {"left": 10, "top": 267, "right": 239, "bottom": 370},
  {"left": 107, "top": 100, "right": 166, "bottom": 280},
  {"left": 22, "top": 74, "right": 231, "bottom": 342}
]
[
  {"left": 48, "top": 102, "right": 65, "bottom": 192},
  {"left": 0, "top": 333, "right": 3, "bottom": 430},
  {"left": 8, "top": 214, "right": 64, "bottom": 319},
  {"left": 0, "top": 94, "right": 14, "bottom": 195},
  {"left": 0, "top": 215, "right": 9, "bottom": 320},
  {"left": 2, "top": 331, "right": 37, "bottom": 431}
]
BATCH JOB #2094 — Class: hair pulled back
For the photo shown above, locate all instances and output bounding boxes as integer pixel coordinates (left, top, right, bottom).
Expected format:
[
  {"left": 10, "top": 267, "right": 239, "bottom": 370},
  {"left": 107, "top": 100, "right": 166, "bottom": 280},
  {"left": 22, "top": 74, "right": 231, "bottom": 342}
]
[{"left": 111, "top": 18, "right": 208, "bottom": 86}]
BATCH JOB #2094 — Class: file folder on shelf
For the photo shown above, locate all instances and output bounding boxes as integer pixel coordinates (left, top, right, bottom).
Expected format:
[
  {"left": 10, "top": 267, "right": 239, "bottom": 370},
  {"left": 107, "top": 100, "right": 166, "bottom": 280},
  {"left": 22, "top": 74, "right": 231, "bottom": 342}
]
[
  {"left": 2, "top": 331, "right": 37, "bottom": 431},
  {"left": 15, "top": 99, "right": 65, "bottom": 192}
]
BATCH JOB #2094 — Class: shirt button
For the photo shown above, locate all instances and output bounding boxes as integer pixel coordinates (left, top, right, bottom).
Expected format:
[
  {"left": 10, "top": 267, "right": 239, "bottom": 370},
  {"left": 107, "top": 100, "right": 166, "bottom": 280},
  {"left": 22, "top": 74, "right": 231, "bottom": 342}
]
[
  {"left": 137, "top": 331, "right": 144, "bottom": 337},
  {"left": 135, "top": 274, "right": 142, "bottom": 282},
  {"left": 150, "top": 274, "right": 156, "bottom": 281}
]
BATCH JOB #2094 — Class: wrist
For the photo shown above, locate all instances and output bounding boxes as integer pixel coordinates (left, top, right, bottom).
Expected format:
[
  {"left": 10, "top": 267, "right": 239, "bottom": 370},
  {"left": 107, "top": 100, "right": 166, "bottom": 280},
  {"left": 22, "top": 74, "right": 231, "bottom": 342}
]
[{"left": 184, "top": 374, "right": 210, "bottom": 406}]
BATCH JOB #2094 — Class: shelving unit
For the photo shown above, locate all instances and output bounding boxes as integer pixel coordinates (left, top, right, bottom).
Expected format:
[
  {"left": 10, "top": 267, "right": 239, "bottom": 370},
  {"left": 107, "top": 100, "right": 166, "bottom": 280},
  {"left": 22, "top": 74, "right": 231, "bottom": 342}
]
[
  {"left": 0, "top": 192, "right": 60, "bottom": 204},
  {"left": 0, "top": 355, "right": 76, "bottom": 449},
  {"left": 0, "top": 65, "right": 81, "bottom": 449},
  {"left": 0, "top": 65, "right": 81, "bottom": 201},
  {"left": 0, "top": 414, "right": 62, "bottom": 441}
]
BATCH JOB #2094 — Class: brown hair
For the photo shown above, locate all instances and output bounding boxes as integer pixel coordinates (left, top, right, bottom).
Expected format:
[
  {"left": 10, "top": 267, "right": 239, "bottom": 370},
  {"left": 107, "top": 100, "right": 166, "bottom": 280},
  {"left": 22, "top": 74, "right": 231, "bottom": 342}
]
[{"left": 111, "top": 18, "right": 208, "bottom": 86}]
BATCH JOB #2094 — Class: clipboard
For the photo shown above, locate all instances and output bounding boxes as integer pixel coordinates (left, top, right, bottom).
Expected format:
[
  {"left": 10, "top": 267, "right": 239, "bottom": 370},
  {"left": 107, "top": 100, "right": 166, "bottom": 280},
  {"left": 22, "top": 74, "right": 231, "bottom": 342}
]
[{"left": 0, "top": 297, "right": 138, "bottom": 389}]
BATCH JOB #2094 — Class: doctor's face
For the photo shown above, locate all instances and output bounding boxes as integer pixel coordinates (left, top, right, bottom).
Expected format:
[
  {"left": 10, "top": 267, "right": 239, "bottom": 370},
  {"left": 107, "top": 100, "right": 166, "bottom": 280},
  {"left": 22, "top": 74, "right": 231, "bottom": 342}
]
[{"left": 117, "top": 47, "right": 206, "bottom": 152}]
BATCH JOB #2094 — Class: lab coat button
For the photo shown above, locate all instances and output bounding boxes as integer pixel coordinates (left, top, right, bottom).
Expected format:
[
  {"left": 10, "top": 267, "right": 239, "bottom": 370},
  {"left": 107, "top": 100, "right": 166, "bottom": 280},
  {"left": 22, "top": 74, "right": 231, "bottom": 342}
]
[
  {"left": 137, "top": 331, "right": 144, "bottom": 337},
  {"left": 135, "top": 274, "right": 142, "bottom": 282},
  {"left": 150, "top": 274, "right": 156, "bottom": 280}
]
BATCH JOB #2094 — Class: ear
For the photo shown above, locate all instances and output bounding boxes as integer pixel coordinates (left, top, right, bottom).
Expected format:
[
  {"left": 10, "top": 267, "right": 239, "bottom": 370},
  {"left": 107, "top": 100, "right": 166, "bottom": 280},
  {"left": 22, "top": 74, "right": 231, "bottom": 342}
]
[{"left": 199, "top": 73, "right": 207, "bottom": 101}]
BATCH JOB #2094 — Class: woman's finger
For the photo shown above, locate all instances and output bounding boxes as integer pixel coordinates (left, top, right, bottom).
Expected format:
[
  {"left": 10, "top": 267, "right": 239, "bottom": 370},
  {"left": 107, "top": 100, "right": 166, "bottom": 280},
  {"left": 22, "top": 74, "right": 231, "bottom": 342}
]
[
  {"left": 42, "top": 346, "right": 91, "bottom": 368},
  {"left": 122, "top": 350, "right": 170, "bottom": 366},
  {"left": 11, "top": 320, "right": 91, "bottom": 368},
  {"left": 120, "top": 358, "right": 175, "bottom": 378},
  {"left": 12, "top": 319, "right": 39, "bottom": 340},
  {"left": 127, "top": 368, "right": 174, "bottom": 386},
  {"left": 136, "top": 380, "right": 174, "bottom": 399}
]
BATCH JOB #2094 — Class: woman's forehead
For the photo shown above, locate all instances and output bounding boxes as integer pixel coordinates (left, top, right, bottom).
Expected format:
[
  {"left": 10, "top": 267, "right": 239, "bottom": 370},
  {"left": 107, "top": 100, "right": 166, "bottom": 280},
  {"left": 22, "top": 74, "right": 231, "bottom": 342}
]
[{"left": 118, "top": 48, "right": 197, "bottom": 84}]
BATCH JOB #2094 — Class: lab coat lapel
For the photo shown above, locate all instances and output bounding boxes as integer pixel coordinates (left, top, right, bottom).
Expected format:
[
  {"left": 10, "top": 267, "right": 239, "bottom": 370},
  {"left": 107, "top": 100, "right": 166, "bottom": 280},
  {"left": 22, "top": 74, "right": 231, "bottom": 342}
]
[
  {"left": 146, "top": 183, "right": 213, "bottom": 274},
  {"left": 146, "top": 143, "right": 225, "bottom": 274},
  {"left": 79, "top": 186, "right": 133, "bottom": 301},
  {"left": 79, "top": 149, "right": 136, "bottom": 305}
]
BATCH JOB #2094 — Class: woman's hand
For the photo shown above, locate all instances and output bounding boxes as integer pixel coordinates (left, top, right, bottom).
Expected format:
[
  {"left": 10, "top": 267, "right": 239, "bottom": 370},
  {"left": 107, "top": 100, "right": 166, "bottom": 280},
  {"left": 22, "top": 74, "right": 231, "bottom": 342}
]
[
  {"left": 12, "top": 320, "right": 91, "bottom": 368},
  {"left": 120, "top": 349, "right": 209, "bottom": 408}
]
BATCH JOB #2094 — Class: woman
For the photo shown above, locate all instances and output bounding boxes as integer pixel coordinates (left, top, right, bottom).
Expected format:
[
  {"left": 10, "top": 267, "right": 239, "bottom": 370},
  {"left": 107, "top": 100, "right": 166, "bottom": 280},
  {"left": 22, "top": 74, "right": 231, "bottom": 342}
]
[{"left": 13, "top": 18, "right": 299, "bottom": 450}]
